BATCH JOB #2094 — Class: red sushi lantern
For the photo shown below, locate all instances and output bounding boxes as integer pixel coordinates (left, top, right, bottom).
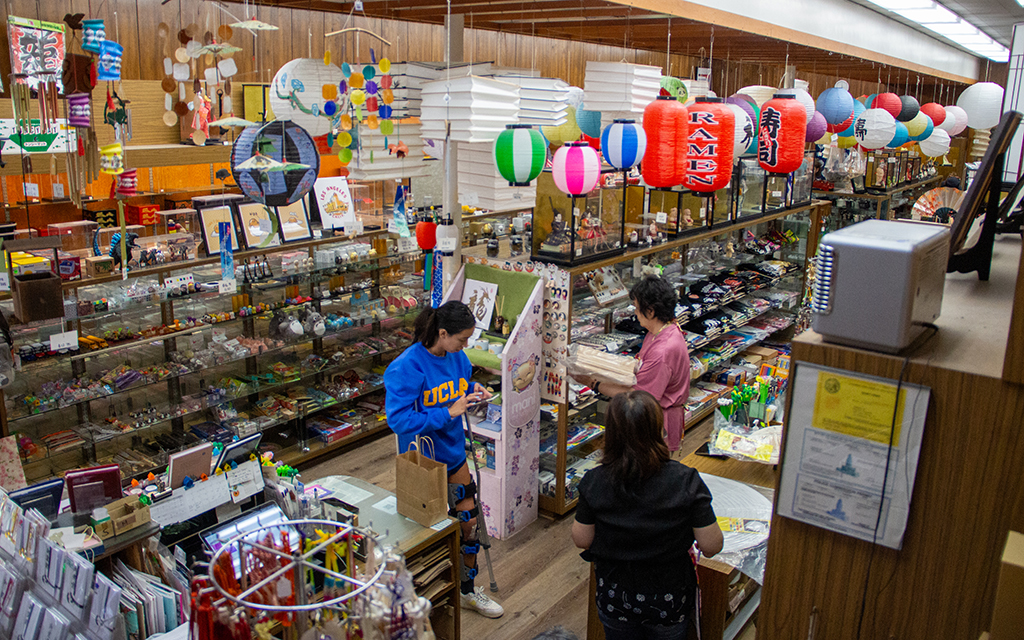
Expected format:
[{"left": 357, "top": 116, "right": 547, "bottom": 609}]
[
  {"left": 683, "top": 98, "right": 735, "bottom": 193},
  {"left": 758, "top": 93, "right": 806, "bottom": 174},
  {"left": 416, "top": 219, "right": 437, "bottom": 250},
  {"left": 641, "top": 96, "right": 687, "bottom": 188}
]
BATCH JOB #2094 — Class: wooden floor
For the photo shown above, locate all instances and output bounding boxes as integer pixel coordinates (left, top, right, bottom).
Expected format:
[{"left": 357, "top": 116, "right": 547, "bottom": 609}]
[{"left": 304, "top": 417, "right": 739, "bottom": 640}]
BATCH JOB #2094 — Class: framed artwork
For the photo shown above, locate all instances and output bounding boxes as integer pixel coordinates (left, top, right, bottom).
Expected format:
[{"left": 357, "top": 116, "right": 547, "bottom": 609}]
[
  {"left": 236, "top": 201, "right": 281, "bottom": 249},
  {"left": 197, "top": 205, "right": 239, "bottom": 256},
  {"left": 276, "top": 199, "right": 313, "bottom": 243}
]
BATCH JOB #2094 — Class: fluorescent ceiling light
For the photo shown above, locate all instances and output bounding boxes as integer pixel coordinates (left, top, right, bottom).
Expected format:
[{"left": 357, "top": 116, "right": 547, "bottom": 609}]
[
  {"left": 865, "top": 0, "right": 1008, "bottom": 62},
  {"left": 926, "top": 21, "right": 979, "bottom": 37},
  {"left": 894, "top": 6, "right": 959, "bottom": 23},
  {"left": 950, "top": 34, "right": 996, "bottom": 45},
  {"left": 870, "top": 0, "right": 933, "bottom": 8}
]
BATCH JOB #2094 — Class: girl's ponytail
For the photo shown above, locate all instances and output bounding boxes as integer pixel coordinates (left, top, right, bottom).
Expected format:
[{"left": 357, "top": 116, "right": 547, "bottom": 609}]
[
  {"left": 413, "top": 306, "right": 440, "bottom": 346},
  {"left": 413, "top": 301, "right": 476, "bottom": 347}
]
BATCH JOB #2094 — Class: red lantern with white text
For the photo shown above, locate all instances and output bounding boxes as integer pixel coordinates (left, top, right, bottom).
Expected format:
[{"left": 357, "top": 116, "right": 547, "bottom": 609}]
[
  {"left": 758, "top": 94, "right": 805, "bottom": 174},
  {"left": 683, "top": 98, "right": 735, "bottom": 193},
  {"left": 641, "top": 96, "right": 687, "bottom": 188}
]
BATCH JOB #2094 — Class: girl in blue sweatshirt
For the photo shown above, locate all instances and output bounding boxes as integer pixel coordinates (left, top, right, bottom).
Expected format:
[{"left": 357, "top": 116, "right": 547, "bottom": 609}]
[{"left": 384, "top": 301, "right": 504, "bottom": 618}]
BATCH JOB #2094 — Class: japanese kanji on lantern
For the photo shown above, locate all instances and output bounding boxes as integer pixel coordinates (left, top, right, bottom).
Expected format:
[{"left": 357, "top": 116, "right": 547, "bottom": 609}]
[
  {"left": 758, "top": 93, "right": 805, "bottom": 174},
  {"left": 683, "top": 98, "right": 735, "bottom": 193}
]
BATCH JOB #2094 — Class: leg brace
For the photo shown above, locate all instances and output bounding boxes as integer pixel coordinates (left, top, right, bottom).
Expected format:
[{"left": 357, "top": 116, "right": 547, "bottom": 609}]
[{"left": 448, "top": 481, "right": 480, "bottom": 582}]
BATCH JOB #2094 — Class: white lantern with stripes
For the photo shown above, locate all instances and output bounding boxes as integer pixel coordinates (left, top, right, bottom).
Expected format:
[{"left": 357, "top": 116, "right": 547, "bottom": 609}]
[{"left": 600, "top": 119, "right": 646, "bottom": 169}]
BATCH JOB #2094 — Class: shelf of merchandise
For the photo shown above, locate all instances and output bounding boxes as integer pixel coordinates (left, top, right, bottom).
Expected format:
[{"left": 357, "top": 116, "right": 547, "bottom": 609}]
[
  {"left": 531, "top": 200, "right": 828, "bottom": 516},
  {"left": 812, "top": 174, "right": 941, "bottom": 224},
  {"left": 6, "top": 230, "right": 425, "bottom": 484}
]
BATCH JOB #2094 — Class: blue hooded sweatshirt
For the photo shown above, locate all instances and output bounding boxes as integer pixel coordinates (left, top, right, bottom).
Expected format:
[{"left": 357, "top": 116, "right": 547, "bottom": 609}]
[{"left": 384, "top": 342, "right": 473, "bottom": 473}]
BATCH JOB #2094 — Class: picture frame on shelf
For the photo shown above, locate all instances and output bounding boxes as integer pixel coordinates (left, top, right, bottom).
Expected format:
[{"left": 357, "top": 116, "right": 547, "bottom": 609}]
[
  {"left": 197, "top": 204, "right": 239, "bottom": 256},
  {"left": 277, "top": 199, "right": 313, "bottom": 243},
  {"left": 235, "top": 201, "right": 281, "bottom": 249}
]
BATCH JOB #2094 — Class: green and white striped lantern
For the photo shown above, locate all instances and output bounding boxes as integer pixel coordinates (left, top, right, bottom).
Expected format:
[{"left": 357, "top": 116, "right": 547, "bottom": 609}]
[{"left": 493, "top": 124, "right": 546, "bottom": 187}]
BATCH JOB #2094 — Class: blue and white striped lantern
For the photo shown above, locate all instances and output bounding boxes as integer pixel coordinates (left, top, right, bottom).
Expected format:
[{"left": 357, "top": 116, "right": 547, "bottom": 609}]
[{"left": 600, "top": 119, "right": 647, "bottom": 169}]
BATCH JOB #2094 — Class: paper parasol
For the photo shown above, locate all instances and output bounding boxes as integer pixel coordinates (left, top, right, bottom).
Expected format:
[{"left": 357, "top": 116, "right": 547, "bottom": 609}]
[
  {"left": 230, "top": 19, "right": 278, "bottom": 31},
  {"left": 234, "top": 153, "right": 286, "bottom": 172},
  {"left": 264, "top": 161, "right": 311, "bottom": 173},
  {"left": 210, "top": 116, "right": 257, "bottom": 128},
  {"left": 196, "top": 42, "right": 243, "bottom": 56}
]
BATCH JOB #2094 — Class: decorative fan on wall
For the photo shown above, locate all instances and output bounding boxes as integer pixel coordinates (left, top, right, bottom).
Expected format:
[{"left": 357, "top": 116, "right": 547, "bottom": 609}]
[{"left": 912, "top": 187, "right": 964, "bottom": 224}]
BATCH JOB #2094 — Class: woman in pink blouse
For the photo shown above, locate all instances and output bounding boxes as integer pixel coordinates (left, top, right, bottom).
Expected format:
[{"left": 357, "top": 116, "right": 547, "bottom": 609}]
[{"left": 575, "top": 276, "right": 690, "bottom": 452}]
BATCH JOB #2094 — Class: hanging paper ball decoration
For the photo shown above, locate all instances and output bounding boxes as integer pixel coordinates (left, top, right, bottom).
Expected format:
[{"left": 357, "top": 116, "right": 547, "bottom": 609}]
[
  {"left": 363, "top": 66, "right": 375, "bottom": 80},
  {"left": 338, "top": 148, "right": 352, "bottom": 164},
  {"left": 806, "top": 111, "right": 827, "bottom": 143},
  {"left": 887, "top": 121, "right": 910, "bottom": 148},
  {"left": 934, "top": 108, "right": 956, "bottom": 134},
  {"left": 552, "top": 141, "right": 601, "bottom": 197},
  {"left": 957, "top": 82, "right": 1004, "bottom": 129},
  {"left": 872, "top": 93, "right": 902, "bottom": 118},
  {"left": 837, "top": 135, "right": 859, "bottom": 149},
  {"left": 543, "top": 106, "right": 582, "bottom": 145},
  {"left": 601, "top": 119, "right": 646, "bottom": 169},
  {"left": 349, "top": 72, "right": 365, "bottom": 89},
  {"left": 367, "top": 96, "right": 379, "bottom": 112},
  {"left": 341, "top": 62, "right": 351, "bottom": 77},
  {"left": 919, "top": 129, "right": 951, "bottom": 157},
  {"left": 817, "top": 130, "right": 833, "bottom": 146},
  {"left": 351, "top": 90, "right": 366, "bottom": 106},
  {"left": 838, "top": 101, "right": 866, "bottom": 137},
  {"left": 817, "top": 86, "right": 855, "bottom": 126},
  {"left": 380, "top": 120, "right": 394, "bottom": 136},
  {"left": 269, "top": 59, "right": 344, "bottom": 137},
  {"left": 905, "top": 111, "right": 929, "bottom": 138},
  {"left": 945, "top": 105, "right": 969, "bottom": 135},
  {"left": 231, "top": 120, "right": 320, "bottom": 206},
  {"left": 378, "top": 105, "right": 393, "bottom": 119},
  {"left": 683, "top": 98, "right": 735, "bottom": 193},
  {"left": 919, "top": 102, "right": 947, "bottom": 126},
  {"left": 67, "top": 93, "right": 92, "bottom": 127},
  {"left": 336, "top": 131, "right": 352, "bottom": 147},
  {"left": 576, "top": 106, "right": 603, "bottom": 139},
  {"left": 416, "top": 219, "right": 437, "bottom": 250},
  {"left": 726, "top": 96, "right": 757, "bottom": 128},
  {"left": 726, "top": 103, "right": 754, "bottom": 160},
  {"left": 641, "top": 96, "right": 687, "bottom": 188},
  {"left": 897, "top": 95, "right": 920, "bottom": 122},
  {"left": 367, "top": 115, "right": 379, "bottom": 129},
  {"left": 853, "top": 108, "right": 897, "bottom": 150},
  {"left": 912, "top": 113, "right": 934, "bottom": 142},
  {"left": 493, "top": 124, "right": 547, "bottom": 186},
  {"left": 791, "top": 88, "right": 815, "bottom": 124},
  {"left": 758, "top": 94, "right": 806, "bottom": 174},
  {"left": 381, "top": 75, "right": 393, "bottom": 90}
]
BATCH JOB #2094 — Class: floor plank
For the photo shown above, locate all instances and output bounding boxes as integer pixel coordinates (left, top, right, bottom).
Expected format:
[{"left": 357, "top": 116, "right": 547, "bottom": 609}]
[{"left": 303, "top": 417, "right": 717, "bottom": 639}]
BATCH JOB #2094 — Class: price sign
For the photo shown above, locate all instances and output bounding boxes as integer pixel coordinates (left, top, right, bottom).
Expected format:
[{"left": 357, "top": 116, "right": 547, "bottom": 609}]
[
  {"left": 0, "top": 272, "right": 9, "bottom": 292},
  {"left": 52, "top": 183, "right": 65, "bottom": 199},
  {"left": 655, "top": 211, "right": 668, "bottom": 224},
  {"left": 397, "top": 237, "right": 417, "bottom": 254},
  {"left": 219, "top": 278, "right": 237, "bottom": 294},
  {"left": 50, "top": 330, "right": 78, "bottom": 352},
  {"left": 387, "top": 219, "right": 399, "bottom": 234},
  {"left": 437, "top": 237, "right": 458, "bottom": 252},
  {"left": 24, "top": 183, "right": 39, "bottom": 198}
]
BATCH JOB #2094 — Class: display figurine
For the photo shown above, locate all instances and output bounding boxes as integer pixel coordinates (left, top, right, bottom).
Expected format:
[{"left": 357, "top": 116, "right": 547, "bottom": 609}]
[
  {"left": 93, "top": 230, "right": 139, "bottom": 270},
  {"left": 725, "top": 239, "right": 735, "bottom": 258},
  {"left": 542, "top": 211, "right": 570, "bottom": 248},
  {"left": 192, "top": 90, "right": 213, "bottom": 141},
  {"left": 682, "top": 208, "right": 694, "bottom": 227},
  {"left": 629, "top": 230, "right": 639, "bottom": 246},
  {"left": 486, "top": 238, "right": 499, "bottom": 257},
  {"left": 648, "top": 220, "right": 659, "bottom": 245}
]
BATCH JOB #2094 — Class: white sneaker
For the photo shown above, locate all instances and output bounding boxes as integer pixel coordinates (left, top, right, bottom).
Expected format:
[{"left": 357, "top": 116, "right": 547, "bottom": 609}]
[{"left": 460, "top": 586, "right": 504, "bottom": 618}]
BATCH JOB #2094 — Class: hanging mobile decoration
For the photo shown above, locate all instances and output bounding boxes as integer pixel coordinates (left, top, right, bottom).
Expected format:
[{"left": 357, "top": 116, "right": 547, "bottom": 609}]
[
  {"left": 96, "top": 40, "right": 123, "bottom": 81},
  {"left": 82, "top": 19, "right": 105, "bottom": 53},
  {"left": 100, "top": 142, "right": 124, "bottom": 174}
]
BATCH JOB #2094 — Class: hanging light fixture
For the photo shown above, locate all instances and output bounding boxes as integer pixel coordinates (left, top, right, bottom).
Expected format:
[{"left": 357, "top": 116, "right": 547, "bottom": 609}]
[
  {"left": 758, "top": 93, "right": 806, "bottom": 174},
  {"left": 853, "top": 108, "right": 898, "bottom": 150},
  {"left": 583, "top": 61, "right": 662, "bottom": 126},
  {"left": 493, "top": 124, "right": 547, "bottom": 186},
  {"left": 641, "top": 96, "right": 687, "bottom": 188},
  {"left": 421, "top": 75, "right": 520, "bottom": 143},
  {"left": 600, "top": 119, "right": 646, "bottom": 170},
  {"left": 552, "top": 142, "right": 601, "bottom": 197}
]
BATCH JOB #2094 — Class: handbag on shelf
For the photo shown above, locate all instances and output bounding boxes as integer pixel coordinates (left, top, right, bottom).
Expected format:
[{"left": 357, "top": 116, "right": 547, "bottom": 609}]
[{"left": 395, "top": 436, "right": 449, "bottom": 527}]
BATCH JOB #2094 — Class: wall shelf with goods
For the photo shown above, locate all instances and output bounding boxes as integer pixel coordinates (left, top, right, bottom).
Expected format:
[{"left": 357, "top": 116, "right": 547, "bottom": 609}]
[
  {"left": 1, "top": 209, "right": 430, "bottom": 485},
  {"left": 813, "top": 174, "right": 943, "bottom": 231},
  {"left": 468, "top": 198, "right": 828, "bottom": 516}
]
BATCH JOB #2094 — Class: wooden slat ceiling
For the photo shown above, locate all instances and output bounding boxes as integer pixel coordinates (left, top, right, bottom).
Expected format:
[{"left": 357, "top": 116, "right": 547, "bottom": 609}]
[{"left": 239, "top": 0, "right": 972, "bottom": 87}]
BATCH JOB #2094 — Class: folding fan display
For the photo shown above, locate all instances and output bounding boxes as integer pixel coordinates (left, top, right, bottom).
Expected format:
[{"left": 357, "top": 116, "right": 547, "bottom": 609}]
[{"left": 912, "top": 187, "right": 964, "bottom": 224}]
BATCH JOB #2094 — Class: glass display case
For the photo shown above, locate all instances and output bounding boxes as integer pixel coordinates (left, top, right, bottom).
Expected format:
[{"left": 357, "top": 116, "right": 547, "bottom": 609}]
[
  {"left": 734, "top": 157, "right": 766, "bottom": 219},
  {"left": 647, "top": 189, "right": 684, "bottom": 237},
  {"left": 791, "top": 151, "right": 815, "bottom": 207},
  {"left": 1, "top": 230, "right": 427, "bottom": 485},
  {"left": 158, "top": 208, "right": 201, "bottom": 243},
  {"left": 532, "top": 171, "right": 626, "bottom": 266}
]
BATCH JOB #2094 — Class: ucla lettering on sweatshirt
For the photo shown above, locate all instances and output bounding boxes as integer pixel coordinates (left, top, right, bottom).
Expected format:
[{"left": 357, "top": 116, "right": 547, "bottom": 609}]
[{"left": 384, "top": 342, "right": 473, "bottom": 472}]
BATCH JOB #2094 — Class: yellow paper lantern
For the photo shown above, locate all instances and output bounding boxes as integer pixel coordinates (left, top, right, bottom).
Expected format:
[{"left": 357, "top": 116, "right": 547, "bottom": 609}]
[
  {"left": 340, "top": 114, "right": 353, "bottom": 130},
  {"left": 349, "top": 72, "right": 365, "bottom": 89},
  {"left": 322, "top": 84, "right": 338, "bottom": 101},
  {"left": 906, "top": 112, "right": 928, "bottom": 137},
  {"left": 351, "top": 90, "right": 367, "bottom": 106},
  {"left": 542, "top": 105, "right": 582, "bottom": 145},
  {"left": 336, "top": 131, "right": 352, "bottom": 147},
  {"left": 817, "top": 131, "right": 832, "bottom": 145},
  {"left": 367, "top": 114, "right": 379, "bottom": 129},
  {"left": 380, "top": 58, "right": 391, "bottom": 73},
  {"left": 837, "top": 135, "right": 858, "bottom": 149}
]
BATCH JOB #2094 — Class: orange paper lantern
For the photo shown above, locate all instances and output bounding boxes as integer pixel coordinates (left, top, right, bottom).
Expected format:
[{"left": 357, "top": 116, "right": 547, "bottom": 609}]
[
  {"left": 641, "top": 96, "right": 687, "bottom": 188},
  {"left": 683, "top": 98, "right": 735, "bottom": 193},
  {"left": 758, "top": 94, "right": 806, "bottom": 174}
]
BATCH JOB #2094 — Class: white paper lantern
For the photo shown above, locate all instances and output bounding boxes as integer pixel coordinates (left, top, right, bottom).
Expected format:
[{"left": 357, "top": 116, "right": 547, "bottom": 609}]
[
  {"left": 737, "top": 85, "right": 777, "bottom": 107},
  {"left": 583, "top": 61, "right": 662, "bottom": 126},
  {"left": 726, "top": 103, "right": 754, "bottom": 161},
  {"left": 420, "top": 75, "right": 520, "bottom": 143},
  {"left": 502, "top": 76, "right": 570, "bottom": 127},
  {"left": 853, "top": 108, "right": 897, "bottom": 150},
  {"left": 269, "top": 59, "right": 345, "bottom": 137},
  {"left": 919, "top": 129, "right": 951, "bottom": 158},
  {"left": 458, "top": 142, "right": 536, "bottom": 211},
  {"left": 957, "top": 82, "right": 1004, "bottom": 130},
  {"left": 789, "top": 88, "right": 815, "bottom": 124},
  {"left": 945, "top": 105, "right": 969, "bottom": 136},
  {"left": 348, "top": 122, "right": 432, "bottom": 181}
]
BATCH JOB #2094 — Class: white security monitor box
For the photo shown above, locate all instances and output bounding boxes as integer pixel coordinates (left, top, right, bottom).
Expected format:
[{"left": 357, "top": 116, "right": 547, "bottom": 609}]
[{"left": 811, "top": 220, "right": 950, "bottom": 353}]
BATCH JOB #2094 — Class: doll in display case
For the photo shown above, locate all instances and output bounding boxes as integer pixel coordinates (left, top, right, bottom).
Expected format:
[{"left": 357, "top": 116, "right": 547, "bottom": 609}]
[{"left": 541, "top": 201, "right": 571, "bottom": 252}]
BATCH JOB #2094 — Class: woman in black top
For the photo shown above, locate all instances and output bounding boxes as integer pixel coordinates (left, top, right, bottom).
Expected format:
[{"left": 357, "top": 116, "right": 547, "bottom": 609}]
[{"left": 573, "top": 390, "right": 724, "bottom": 640}]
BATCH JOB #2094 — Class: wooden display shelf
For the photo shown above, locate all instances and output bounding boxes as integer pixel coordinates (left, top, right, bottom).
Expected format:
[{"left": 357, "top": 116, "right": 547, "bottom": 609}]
[
  {"left": 813, "top": 175, "right": 941, "bottom": 220},
  {"left": 278, "top": 422, "right": 391, "bottom": 469}
]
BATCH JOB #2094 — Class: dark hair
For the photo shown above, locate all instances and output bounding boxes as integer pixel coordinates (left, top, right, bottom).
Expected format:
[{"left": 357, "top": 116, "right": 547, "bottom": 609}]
[
  {"left": 413, "top": 301, "right": 476, "bottom": 347},
  {"left": 601, "top": 390, "right": 670, "bottom": 488},
  {"left": 530, "top": 628, "right": 580, "bottom": 640},
  {"left": 630, "top": 275, "right": 677, "bottom": 323}
]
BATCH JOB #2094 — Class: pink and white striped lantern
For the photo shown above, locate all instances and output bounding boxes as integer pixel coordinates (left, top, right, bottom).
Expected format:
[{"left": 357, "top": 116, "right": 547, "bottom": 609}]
[{"left": 552, "top": 141, "right": 601, "bottom": 197}]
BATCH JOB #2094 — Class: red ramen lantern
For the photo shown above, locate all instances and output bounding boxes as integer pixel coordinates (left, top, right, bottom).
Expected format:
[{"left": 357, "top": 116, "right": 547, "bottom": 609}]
[
  {"left": 758, "top": 93, "right": 806, "bottom": 174},
  {"left": 641, "top": 96, "right": 687, "bottom": 188},
  {"left": 682, "top": 98, "right": 735, "bottom": 193}
]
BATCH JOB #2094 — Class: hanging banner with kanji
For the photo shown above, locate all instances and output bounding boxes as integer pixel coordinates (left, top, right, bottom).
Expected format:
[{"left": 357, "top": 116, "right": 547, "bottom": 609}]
[{"left": 8, "top": 16, "right": 65, "bottom": 91}]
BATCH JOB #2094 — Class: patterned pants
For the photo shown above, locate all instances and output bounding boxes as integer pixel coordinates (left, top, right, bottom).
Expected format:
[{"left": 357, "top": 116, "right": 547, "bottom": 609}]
[{"left": 595, "top": 576, "right": 691, "bottom": 640}]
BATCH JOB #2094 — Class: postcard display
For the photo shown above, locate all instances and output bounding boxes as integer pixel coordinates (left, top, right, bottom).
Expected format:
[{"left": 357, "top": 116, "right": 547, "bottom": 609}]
[{"left": 442, "top": 264, "right": 544, "bottom": 539}]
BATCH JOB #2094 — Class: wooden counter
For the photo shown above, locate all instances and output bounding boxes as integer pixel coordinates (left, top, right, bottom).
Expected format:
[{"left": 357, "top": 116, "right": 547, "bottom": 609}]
[{"left": 758, "top": 234, "right": 1024, "bottom": 639}]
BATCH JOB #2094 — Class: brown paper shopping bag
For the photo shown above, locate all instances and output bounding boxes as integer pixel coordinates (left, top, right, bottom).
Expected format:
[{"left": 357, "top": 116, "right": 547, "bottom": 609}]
[{"left": 396, "top": 437, "right": 449, "bottom": 527}]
